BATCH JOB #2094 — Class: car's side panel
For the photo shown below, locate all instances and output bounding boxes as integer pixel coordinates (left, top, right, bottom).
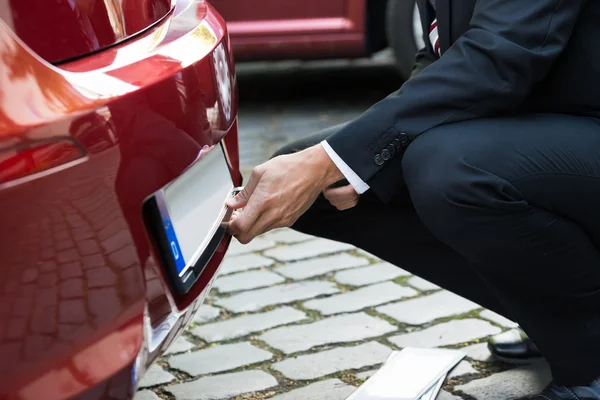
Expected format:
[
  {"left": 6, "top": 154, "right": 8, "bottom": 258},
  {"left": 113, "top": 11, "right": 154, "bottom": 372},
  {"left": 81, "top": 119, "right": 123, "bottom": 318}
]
[
  {"left": 211, "top": 0, "right": 368, "bottom": 61},
  {"left": 0, "top": 1, "right": 239, "bottom": 398}
]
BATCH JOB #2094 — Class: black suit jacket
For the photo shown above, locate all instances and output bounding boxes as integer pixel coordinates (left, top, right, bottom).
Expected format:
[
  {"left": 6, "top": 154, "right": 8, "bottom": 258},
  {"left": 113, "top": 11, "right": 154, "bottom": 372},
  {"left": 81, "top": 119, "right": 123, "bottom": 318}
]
[{"left": 327, "top": 0, "right": 600, "bottom": 202}]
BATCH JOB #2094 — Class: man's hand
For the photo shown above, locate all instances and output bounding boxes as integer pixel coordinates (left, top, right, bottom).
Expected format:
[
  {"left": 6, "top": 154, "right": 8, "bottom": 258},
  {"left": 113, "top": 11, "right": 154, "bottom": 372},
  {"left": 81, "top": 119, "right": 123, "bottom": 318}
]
[
  {"left": 323, "top": 184, "right": 359, "bottom": 210},
  {"left": 226, "top": 145, "right": 344, "bottom": 244}
]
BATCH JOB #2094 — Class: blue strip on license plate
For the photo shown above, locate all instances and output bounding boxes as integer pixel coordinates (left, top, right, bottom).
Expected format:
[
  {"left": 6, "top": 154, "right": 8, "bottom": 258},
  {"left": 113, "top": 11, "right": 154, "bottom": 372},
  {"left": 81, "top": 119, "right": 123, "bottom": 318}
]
[{"left": 155, "top": 191, "right": 187, "bottom": 274}]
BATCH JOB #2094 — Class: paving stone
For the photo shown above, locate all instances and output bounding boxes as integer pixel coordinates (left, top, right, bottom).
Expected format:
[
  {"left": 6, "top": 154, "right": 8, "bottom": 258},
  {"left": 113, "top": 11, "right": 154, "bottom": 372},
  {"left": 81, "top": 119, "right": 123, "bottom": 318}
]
[
  {"left": 270, "top": 379, "right": 356, "bottom": 400},
  {"left": 191, "top": 307, "right": 306, "bottom": 342},
  {"left": 333, "top": 263, "right": 411, "bottom": 286},
  {"left": 388, "top": 319, "right": 502, "bottom": 348},
  {"left": 166, "top": 370, "right": 277, "bottom": 400},
  {"left": 407, "top": 276, "right": 440, "bottom": 291},
  {"left": 262, "top": 229, "right": 314, "bottom": 244},
  {"left": 448, "top": 361, "right": 478, "bottom": 379},
  {"left": 228, "top": 238, "right": 277, "bottom": 256},
  {"left": 214, "top": 281, "right": 339, "bottom": 312},
  {"left": 275, "top": 253, "right": 368, "bottom": 280},
  {"left": 356, "top": 369, "right": 378, "bottom": 380},
  {"left": 455, "top": 362, "right": 551, "bottom": 400},
  {"left": 376, "top": 291, "right": 481, "bottom": 325},
  {"left": 259, "top": 312, "right": 396, "bottom": 354},
  {"left": 218, "top": 254, "right": 275, "bottom": 275},
  {"left": 213, "top": 270, "right": 285, "bottom": 293},
  {"left": 134, "top": 390, "right": 161, "bottom": 400},
  {"left": 168, "top": 342, "right": 272, "bottom": 375},
  {"left": 479, "top": 310, "right": 519, "bottom": 328},
  {"left": 138, "top": 364, "right": 175, "bottom": 388},
  {"left": 194, "top": 305, "right": 221, "bottom": 323},
  {"left": 437, "top": 391, "right": 463, "bottom": 400},
  {"left": 303, "top": 282, "right": 417, "bottom": 315},
  {"left": 264, "top": 238, "right": 355, "bottom": 262},
  {"left": 273, "top": 341, "right": 392, "bottom": 380},
  {"left": 165, "top": 336, "right": 194, "bottom": 355},
  {"left": 463, "top": 343, "right": 493, "bottom": 362}
]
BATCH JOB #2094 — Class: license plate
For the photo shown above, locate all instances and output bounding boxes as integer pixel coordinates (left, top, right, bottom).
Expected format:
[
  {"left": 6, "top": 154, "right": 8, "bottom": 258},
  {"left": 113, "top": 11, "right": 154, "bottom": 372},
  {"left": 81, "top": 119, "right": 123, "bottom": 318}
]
[{"left": 144, "top": 143, "right": 237, "bottom": 294}]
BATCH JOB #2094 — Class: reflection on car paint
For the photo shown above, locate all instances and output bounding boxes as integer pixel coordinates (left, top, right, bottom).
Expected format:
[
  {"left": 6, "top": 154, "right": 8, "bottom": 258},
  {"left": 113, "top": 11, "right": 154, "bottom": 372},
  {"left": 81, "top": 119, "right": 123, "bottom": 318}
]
[{"left": 0, "top": 0, "right": 241, "bottom": 398}]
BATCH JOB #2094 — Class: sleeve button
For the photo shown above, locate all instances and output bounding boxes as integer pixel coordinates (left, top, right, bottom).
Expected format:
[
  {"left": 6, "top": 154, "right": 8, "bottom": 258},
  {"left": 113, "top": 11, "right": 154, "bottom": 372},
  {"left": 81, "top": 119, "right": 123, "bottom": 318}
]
[
  {"left": 387, "top": 143, "right": 396, "bottom": 157},
  {"left": 381, "top": 148, "right": 391, "bottom": 161}
]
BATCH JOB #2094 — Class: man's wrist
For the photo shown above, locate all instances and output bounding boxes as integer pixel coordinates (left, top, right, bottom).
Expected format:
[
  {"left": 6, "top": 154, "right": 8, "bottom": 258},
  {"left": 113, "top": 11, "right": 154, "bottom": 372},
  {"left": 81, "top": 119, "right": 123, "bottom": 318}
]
[{"left": 302, "top": 144, "right": 344, "bottom": 189}]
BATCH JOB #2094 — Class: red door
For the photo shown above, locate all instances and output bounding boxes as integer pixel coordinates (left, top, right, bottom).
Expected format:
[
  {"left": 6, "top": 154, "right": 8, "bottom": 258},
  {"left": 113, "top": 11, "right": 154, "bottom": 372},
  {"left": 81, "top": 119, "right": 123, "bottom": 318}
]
[{"left": 209, "top": 0, "right": 367, "bottom": 61}]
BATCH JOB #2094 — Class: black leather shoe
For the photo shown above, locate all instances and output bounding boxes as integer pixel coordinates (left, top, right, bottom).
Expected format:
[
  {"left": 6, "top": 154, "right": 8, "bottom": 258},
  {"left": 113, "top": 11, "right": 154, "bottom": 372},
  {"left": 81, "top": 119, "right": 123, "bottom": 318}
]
[
  {"left": 532, "top": 378, "right": 600, "bottom": 399},
  {"left": 487, "top": 328, "right": 543, "bottom": 364}
]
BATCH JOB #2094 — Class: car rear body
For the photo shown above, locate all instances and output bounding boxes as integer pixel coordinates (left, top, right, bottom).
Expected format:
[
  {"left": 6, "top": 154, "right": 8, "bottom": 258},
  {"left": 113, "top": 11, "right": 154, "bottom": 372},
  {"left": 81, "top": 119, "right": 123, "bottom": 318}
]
[{"left": 0, "top": 0, "right": 241, "bottom": 398}]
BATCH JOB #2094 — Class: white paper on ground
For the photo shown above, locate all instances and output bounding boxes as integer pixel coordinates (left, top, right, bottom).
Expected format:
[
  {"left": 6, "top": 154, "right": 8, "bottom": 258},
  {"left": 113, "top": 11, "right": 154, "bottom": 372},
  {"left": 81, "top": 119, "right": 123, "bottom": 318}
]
[
  {"left": 418, "top": 373, "right": 445, "bottom": 400},
  {"left": 346, "top": 347, "right": 465, "bottom": 400}
]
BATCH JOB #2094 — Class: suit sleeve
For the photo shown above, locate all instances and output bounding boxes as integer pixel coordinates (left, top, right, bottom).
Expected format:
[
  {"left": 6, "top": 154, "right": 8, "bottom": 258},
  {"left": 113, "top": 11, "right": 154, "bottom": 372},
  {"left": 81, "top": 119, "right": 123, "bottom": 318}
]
[{"left": 326, "top": 0, "right": 587, "bottom": 202}]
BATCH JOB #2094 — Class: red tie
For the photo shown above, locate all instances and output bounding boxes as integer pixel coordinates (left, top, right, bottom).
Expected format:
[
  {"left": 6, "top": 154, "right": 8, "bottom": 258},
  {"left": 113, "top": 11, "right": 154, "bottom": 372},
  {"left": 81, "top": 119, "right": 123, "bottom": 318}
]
[{"left": 429, "top": 19, "right": 441, "bottom": 56}]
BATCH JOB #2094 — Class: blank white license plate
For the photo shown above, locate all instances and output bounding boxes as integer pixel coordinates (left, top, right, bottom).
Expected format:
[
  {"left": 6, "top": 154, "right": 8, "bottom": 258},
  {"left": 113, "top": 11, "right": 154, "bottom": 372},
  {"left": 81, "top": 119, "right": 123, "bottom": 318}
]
[{"left": 154, "top": 143, "right": 234, "bottom": 278}]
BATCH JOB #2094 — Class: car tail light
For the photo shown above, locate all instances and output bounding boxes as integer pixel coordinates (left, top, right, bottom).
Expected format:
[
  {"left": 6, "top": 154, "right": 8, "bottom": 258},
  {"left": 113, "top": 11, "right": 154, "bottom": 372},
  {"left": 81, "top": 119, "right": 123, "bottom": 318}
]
[{"left": 0, "top": 138, "right": 86, "bottom": 186}]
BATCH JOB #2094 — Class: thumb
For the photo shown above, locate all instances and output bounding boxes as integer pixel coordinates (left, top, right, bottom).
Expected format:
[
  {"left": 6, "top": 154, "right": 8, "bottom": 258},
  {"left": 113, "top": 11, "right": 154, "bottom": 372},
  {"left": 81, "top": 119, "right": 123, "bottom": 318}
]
[
  {"left": 226, "top": 187, "right": 250, "bottom": 209},
  {"left": 225, "top": 166, "right": 263, "bottom": 209}
]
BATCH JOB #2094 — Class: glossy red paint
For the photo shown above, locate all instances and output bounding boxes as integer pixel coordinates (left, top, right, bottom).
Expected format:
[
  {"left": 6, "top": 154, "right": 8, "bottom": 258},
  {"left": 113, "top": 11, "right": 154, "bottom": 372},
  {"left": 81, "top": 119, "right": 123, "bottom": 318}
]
[
  {"left": 210, "top": 0, "right": 368, "bottom": 61},
  {"left": 0, "top": 0, "right": 174, "bottom": 63},
  {"left": 0, "top": 0, "right": 240, "bottom": 398}
]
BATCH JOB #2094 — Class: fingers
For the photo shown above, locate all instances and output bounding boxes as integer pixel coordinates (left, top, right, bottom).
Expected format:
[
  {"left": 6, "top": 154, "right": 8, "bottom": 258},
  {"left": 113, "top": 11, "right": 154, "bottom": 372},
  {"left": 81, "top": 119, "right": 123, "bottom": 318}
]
[
  {"left": 323, "top": 184, "right": 358, "bottom": 201},
  {"left": 226, "top": 196, "right": 263, "bottom": 240},
  {"left": 234, "top": 211, "right": 279, "bottom": 244},
  {"left": 332, "top": 199, "right": 359, "bottom": 210},
  {"left": 225, "top": 166, "right": 264, "bottom": 209},
  {"left": 323, "top": 184, "right": 359, "bottom": 210}
]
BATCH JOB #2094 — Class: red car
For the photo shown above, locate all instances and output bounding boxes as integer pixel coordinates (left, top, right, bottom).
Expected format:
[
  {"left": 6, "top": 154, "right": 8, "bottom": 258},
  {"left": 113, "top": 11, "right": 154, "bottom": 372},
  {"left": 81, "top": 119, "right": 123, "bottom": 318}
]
[
  {"left": 211, "top": 0, "right": 424, "bottom": 79},
  {"left": 0, "top": 0, "right": 241, "bottom": 399}
]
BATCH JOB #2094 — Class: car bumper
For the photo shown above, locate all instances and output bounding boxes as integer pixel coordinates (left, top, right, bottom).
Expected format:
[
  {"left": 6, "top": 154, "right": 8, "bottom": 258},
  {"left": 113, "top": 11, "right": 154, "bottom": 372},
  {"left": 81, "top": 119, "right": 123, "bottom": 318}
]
[{"left": 0, "top": 1, "right": 240, "bottom": 398}]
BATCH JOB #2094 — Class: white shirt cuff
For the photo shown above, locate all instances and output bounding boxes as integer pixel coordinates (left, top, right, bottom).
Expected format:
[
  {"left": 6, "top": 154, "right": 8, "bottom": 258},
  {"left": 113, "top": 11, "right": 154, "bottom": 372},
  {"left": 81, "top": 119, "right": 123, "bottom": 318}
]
[{"left": 320, "top": 140, "right": 370, "bottom": 194}]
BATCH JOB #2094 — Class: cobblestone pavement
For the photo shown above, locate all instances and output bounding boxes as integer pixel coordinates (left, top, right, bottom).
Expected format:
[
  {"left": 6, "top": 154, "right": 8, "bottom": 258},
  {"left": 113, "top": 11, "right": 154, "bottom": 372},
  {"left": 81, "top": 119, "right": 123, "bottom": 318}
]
[
  {"left": 136, "top": 230, "right": 551, "bottom": 400},
  {"left": 136, "top": 58, "right": 551, "bottom": 400}
]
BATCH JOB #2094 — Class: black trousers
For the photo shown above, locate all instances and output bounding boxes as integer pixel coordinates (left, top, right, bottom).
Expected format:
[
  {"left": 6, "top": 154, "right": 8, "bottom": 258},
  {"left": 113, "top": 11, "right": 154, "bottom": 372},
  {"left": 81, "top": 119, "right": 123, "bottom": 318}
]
[{"left": 273, "top": 114, "right": 600, "bottom": 385}]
